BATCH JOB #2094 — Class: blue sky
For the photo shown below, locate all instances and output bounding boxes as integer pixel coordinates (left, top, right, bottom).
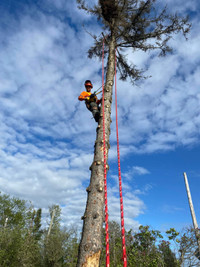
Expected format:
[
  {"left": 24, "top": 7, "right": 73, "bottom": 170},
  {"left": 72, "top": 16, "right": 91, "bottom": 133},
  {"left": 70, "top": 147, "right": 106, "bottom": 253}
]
[{"left": 0, "top": 0, "right": 200, "bottom": 234}]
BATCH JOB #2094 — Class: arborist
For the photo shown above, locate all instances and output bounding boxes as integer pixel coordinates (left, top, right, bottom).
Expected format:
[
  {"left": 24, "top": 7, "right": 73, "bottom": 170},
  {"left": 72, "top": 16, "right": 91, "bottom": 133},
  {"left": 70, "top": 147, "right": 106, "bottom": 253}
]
[{"left": 78, "top": 80, "right": 102, "bottom": 123}]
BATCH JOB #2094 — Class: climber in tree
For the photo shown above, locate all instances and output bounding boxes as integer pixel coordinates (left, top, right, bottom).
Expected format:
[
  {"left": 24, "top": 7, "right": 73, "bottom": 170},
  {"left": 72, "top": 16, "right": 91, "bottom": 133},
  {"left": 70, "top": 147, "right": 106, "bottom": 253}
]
[{"left": 78, "top": 80, "right": 101, "bottom": 123}]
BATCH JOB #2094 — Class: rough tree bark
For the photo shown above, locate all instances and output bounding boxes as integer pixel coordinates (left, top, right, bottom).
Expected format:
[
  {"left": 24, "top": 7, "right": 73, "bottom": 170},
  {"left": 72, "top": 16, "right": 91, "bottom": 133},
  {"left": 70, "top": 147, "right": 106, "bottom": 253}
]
[{"left": 77, "top": 34, "right": 116, "bottom": 267}]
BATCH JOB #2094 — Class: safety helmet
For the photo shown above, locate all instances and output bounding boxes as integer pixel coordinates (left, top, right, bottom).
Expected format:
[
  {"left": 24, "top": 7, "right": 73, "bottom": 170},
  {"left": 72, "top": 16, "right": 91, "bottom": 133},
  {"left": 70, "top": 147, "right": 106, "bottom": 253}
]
[{"left": 84, "top": 80, "right": 93, "bottom": 88}]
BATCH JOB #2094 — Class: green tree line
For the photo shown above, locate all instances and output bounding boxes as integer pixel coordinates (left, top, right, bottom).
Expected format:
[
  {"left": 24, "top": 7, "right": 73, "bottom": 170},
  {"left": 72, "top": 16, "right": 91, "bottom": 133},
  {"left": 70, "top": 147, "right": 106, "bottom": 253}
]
[{"left": 0, "top": 192, "right": 199, "bottom": 266}]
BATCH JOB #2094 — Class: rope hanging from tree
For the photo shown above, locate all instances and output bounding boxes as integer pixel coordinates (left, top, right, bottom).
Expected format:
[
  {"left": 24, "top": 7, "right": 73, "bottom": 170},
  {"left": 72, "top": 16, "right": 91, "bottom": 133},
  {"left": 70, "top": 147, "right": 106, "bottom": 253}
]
[
  {"left": 102, "top": 37, "right": 127, "bottom": 267},
  {"left": 115, "top": 48, "right": 127, "bottom": 267}
]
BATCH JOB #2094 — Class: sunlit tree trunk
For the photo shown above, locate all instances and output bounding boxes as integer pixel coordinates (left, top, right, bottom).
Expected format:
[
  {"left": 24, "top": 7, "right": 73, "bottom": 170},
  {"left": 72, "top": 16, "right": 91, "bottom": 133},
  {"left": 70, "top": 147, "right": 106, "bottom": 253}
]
[
  {"left": 184, "top": 172, "right": 200, "bottom": 259},
  {"left": 77, "top": 34, "right": 116, "bottom": 267}
]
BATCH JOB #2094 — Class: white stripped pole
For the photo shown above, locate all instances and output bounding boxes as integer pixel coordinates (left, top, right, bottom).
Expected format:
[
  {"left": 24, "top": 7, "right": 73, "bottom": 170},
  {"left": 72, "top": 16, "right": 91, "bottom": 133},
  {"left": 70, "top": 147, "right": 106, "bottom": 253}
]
[
  {"left": 4, "top": 217, "right": 8, "bottom": 228},
  {"left": 183, "top": 172, "right": 200, "bottom": 256},
  {"left": 47, "top": 209, "right": 55, "bottom": 237}
]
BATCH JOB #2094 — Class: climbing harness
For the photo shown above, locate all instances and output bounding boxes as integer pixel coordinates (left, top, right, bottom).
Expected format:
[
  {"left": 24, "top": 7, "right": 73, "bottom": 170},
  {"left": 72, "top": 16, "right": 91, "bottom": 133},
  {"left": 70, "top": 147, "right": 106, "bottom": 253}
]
[{"left": 102, "top": 36, "right": 127, "bottom": 267}]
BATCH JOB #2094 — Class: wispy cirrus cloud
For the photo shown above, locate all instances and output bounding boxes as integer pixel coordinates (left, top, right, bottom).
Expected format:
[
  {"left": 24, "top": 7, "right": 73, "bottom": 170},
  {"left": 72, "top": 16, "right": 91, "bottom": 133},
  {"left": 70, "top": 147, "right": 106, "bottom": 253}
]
[{"left": 0, "top": 0, "right": 199, "bottom": 231}]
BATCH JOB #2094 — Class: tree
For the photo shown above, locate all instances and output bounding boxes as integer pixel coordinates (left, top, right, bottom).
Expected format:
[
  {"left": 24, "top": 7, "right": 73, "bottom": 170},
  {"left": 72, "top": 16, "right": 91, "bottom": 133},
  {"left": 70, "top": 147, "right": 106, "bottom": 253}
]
[
  {"left": 178, "top": 226, "right": 200, "bottom": 267},
  {"left": 32, "top": 208, "right": 43, "bottom": 241},
  {"left": 127, "top": 225, "right": 164, "bottom": 266},
  {"left": 76, "top": 0, "right": 191, "bottom": 265},
  {"left": 0, "top": 193, "right": 42, "bottom": 267},
  {"left": 43, "top": 205, "right": 80, "bottom": 267},
  {"left": 43, "top": 205, "right": 64, "bottom": 267},
  {"left": 0, "top": 191, "right": 27, "bottom": 229},
  {"left": 159, "top": 240, "right": 180, "bottom": 267},
  {"left": 0, "top": 192, "right": 26, "bottom": 267},
  {"left": 100, "top": 221, "right": 125, "bottom": 266},
  {"left": 64, "top": 226, "right": 79, "bottom": 267},
  {"left": 0, "top": 193, "right": 80, "bottom": 267},
  {"left": 17, "top": 207, "right": 43, "bottom": 267}
]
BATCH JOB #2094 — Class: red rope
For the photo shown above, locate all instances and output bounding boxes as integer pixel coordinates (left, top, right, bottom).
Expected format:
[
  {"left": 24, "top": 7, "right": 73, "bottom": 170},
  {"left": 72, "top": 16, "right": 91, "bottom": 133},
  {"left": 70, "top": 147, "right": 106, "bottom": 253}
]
[
  {"left": 115, "top": 49, "right": 127, "bottom": 267},
  {"left": 102, "top": 37, "right": 110, "bottom": 267}
]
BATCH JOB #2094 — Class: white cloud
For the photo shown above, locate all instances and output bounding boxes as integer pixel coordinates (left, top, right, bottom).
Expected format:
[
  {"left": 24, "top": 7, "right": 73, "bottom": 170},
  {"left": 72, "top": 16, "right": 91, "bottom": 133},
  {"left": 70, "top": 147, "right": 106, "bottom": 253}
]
[
  {"left": 162, "top": 205, "right": 185, "bottom": 214},
  {"left": 0, "top": 0, "right": 199, "bottom": 232},
  {"left": 132, "top": 166, "right": 150, "bottom": 175},
  {"left": 111, "top": 20, "right": 200, "bottom": 153},
  {"left": 157, "top": 0, "right": 199, "bottom": 14}
]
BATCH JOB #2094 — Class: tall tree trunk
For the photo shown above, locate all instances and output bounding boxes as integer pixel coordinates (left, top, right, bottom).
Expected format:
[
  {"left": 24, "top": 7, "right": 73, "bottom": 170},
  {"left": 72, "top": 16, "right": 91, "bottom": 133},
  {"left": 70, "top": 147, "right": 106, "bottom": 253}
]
[
  {"left": 77, "top": 34, "right": 116, "bottom": 267},
  {"left": 184, "top": 172, "right": 200, "bottom": 259}
]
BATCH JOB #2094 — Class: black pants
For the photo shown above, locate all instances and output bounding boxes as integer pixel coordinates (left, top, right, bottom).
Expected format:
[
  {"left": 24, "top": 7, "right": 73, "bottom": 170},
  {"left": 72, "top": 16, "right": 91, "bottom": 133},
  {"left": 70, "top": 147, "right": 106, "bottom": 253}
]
[{"left": 85, "top": 101, "right": 100, "bottom": 122}]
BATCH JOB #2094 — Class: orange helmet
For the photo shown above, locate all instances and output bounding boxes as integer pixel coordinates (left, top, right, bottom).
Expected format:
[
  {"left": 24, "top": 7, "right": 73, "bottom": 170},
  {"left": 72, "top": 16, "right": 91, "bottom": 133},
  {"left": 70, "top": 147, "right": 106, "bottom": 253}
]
[{"left": 84, "top": 80, "right": 93, "bottom": 88}]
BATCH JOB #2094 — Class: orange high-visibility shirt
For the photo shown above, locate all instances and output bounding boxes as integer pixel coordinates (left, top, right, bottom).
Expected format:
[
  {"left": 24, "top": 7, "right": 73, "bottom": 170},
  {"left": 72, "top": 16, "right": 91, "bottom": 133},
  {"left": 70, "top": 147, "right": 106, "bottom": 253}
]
[{"left": 78, "top": 91, "right": 91, "bottom": 101}]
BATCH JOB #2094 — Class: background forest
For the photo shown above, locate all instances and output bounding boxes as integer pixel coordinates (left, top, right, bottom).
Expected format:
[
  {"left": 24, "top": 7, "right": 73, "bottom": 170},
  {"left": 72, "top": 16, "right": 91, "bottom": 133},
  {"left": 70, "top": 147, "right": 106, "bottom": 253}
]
[{"left": 0, "top": 192, "right": 199, "bottom": 267}]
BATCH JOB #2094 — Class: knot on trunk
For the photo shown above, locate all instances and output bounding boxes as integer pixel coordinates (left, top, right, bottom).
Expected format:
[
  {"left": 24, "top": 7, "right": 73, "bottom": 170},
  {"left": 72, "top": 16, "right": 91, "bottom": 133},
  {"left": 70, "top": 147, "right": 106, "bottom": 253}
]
[
  {"left": 86, "top": 186, "right": 91, "bottom": 192},
  {"left": 81, "top": 214, "right": 86, "bottom": 220},
  {"left": 93, "top": 212, "right": 99, "bottom": 219}
]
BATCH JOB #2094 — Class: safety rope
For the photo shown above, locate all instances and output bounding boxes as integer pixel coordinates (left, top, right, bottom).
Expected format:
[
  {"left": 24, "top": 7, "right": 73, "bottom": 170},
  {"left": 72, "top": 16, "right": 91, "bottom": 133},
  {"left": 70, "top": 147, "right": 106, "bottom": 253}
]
[
  {"left": 102, "top": 36, "right": 127, "bottom": 266},
  {"left": 115, "top": 49, "right": 127, "bottom": 267},
  {"left": 102, "top": 37, "right": 110, "bottom": 267}
]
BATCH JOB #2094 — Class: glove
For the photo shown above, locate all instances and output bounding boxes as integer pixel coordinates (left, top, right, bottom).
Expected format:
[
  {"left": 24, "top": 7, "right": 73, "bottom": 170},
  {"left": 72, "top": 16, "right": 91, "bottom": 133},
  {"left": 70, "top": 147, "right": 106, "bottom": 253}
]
[{"left": 97, "top": 98, "right": 102, "bottom": 105}]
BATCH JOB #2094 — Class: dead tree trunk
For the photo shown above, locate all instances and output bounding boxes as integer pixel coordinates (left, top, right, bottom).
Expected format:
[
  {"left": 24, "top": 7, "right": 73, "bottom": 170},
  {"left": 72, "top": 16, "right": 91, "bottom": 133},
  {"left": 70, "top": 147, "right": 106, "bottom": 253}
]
[
  {"left": 47, "top": 208, "right": 55, "bottom": 237},
  {"left": 77, "top": 34, "right": 116, "bottom": 267},
  {"left": 183, "top": 172, "right": 200, "bottom": 259}
]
